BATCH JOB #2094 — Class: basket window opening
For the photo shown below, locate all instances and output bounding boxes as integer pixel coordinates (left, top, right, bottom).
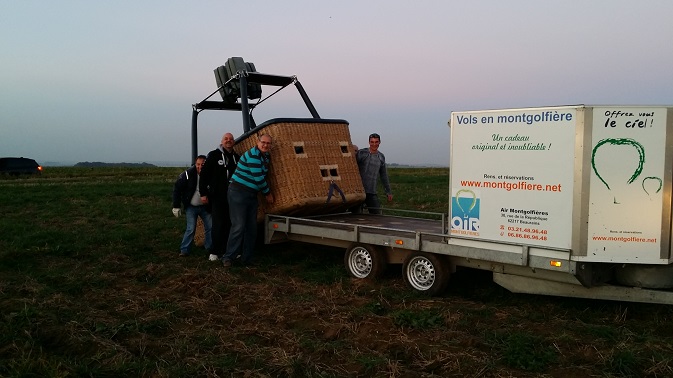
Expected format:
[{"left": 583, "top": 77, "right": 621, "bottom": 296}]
[
  {"left": 293, "top": 142, "right": 307, "bottom": 158},
  {"left": 339, "top": 141, "right": 351, "bottom": 156},
  {"left": 319, "top": 165, "right": 341, "bottom": 181}
]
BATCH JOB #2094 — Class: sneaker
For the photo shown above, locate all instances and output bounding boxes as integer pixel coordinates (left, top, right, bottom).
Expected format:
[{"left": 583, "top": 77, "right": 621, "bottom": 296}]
[
  {"left": 222, "top": 259, "right": 232, "bottom": 268},
  {"left": 208, "top": 254, "right": 219, "bottom": 261},
  {"left": 179, "top": 251, "right": 189, "bottom": 257}
]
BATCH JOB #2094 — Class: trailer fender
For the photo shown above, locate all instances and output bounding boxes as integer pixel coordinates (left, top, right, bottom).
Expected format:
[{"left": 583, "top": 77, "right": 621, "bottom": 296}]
[{"left": 344, "top": 243, "right": 386, "bottom": 280}]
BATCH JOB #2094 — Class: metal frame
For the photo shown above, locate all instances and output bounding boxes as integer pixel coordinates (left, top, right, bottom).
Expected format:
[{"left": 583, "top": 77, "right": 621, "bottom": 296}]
[
  {"left": 264, "top": 212, "right": 673, "bottom": 304},
  {"left": 190, "top": 71, "right": 321, "bottom": 162},
  {"left": 264, "top": 213, "right": 573, "bottom": 273}
]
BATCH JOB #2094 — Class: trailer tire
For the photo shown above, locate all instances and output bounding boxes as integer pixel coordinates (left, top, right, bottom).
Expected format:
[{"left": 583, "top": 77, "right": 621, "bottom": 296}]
[
  {"left": 344, "top": 243, "right": 386, "bottom": 280},
  {"left": 403, "top": 252, "right": 450, "bottom": 296}
]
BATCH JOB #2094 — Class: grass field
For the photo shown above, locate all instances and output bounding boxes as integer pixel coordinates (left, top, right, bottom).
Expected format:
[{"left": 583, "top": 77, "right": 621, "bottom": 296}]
[{"left": 2, "top": 167, "right": 673, "bottom": 377}]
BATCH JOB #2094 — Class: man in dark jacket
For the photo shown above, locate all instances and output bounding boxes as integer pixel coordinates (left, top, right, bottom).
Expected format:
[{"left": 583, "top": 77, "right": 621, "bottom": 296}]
[
  {"left": 172, "top": 155, "right": 212, "bottom": 256},
  {"left": 200, "top": 132, "right": 240, "bottom": 261}
]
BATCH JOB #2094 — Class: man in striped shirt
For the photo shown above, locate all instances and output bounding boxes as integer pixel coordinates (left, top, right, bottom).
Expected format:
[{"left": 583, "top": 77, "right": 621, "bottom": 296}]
[{"left": 222, "top": 134, "right": 274, "bottom": 267}]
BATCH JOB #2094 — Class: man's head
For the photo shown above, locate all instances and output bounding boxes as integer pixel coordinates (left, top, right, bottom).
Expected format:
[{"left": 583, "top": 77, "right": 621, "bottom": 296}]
[
  {"left": 221, "top": 133, "right": 235, "bottom": 151},
  {"left": 257, "top": 134, "right": 273, "bottom": 153},
  {"left": 195, "top": 155, "right": 206, "bottom": 174},
  {"left": 368, "top": 133, "right": 381, "bottom": 153}
]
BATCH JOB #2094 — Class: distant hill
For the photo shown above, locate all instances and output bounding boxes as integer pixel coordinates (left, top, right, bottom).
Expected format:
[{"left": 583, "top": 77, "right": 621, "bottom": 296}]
[
  {"left": 66, "top": 161, "right": 444, "bottom": 168},
  {"left": 388, "top": 163, "right": 448, "bottom": 168},
  {"left": 74, "top": 161, "right": 157, "bottom": 168}
]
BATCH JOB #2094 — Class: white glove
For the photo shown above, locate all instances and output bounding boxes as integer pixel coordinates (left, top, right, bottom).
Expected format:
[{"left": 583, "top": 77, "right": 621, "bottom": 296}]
[{"left": 172, "top": 208, "right": 181, "bottom": 217}]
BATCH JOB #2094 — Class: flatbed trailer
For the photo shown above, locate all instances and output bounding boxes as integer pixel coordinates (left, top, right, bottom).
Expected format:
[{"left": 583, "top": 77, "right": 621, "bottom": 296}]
[
  {"left": 264, "top": 210, "right": 673, "bottom": 305},
  {"left": 190, "top": 68, "right": 673, "bottom": 305}
]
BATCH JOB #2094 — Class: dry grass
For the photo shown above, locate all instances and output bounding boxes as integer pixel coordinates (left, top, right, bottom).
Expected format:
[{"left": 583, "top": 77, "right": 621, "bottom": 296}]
[{"left": 2, "top": 167, "right": 673, "bottom": 377}]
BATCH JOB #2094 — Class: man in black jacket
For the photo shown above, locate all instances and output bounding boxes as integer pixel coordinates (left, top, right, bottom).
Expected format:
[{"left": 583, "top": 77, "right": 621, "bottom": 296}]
[
  {"left": 200, "top": 132, "right": 240, "bottom": 261},
  {"left": 172, "top": 155, "right": 212, "bottom": 256}
]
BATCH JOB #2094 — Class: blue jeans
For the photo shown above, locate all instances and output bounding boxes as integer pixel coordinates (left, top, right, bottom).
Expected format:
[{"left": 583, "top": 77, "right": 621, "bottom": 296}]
[
  {"left": 180, "top": 205, "right": 212, "bottom": 253},
  {"left": 223, "top": 185, "right": 259, "bottom": 264}
]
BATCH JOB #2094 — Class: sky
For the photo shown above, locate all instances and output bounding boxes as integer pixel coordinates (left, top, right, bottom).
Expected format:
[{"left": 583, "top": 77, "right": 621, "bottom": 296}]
[{"left": 2, "top": 1, "right": 672, "bottom": 167}]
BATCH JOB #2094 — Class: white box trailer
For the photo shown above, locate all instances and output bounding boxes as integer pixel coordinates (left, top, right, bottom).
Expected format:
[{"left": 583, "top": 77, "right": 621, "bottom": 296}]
[{"left": 265, "top": 105, "right": 673, "bottom": 305}]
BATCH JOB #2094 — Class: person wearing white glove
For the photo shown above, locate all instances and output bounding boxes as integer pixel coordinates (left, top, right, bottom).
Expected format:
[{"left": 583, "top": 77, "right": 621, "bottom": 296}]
[{"left": 172, "top": 155, "right": 212, "bottom": 257}]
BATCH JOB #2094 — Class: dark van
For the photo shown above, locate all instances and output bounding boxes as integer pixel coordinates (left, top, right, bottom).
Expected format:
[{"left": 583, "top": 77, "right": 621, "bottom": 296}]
[{"left": 0, "top": 157, "right": 43, "bottom": 175}]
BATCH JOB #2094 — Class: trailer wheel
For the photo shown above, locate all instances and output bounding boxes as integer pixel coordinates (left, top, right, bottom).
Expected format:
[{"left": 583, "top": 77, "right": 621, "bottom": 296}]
[
  {"left": 403, "top": 253, "right": 450, "bottom": 296},
  {"left": 344, "top": 243, "right": 386, "bottom": 280}
]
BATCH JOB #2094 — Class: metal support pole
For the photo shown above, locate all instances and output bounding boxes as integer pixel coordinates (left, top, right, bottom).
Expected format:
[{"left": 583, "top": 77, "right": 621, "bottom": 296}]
[
  {"left": 294, "top": 80, "right": 320, "bottom": 119},
  {"left": 191, "top": 108, "right": 199, "bottom": 163},
  {"left": 239, "top": 75, "right": 250, "bottom": 133}
]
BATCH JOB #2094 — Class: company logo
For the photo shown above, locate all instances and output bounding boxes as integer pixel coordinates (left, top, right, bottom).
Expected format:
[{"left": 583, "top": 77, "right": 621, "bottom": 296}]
[{"left": 451, "top": 189, "right": 480, "bottom": 234}]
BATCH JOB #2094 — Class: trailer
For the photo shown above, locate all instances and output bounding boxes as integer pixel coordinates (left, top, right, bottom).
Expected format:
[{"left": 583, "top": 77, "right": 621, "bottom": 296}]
[{"left": 264, "top": 105, "right": 673, "bottom": 305}]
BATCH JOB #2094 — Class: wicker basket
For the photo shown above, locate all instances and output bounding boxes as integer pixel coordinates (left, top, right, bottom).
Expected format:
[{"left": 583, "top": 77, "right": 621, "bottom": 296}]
[
  {"left": 194, "top": 217, "right": 205, "bottom": 247},
  {"left": 233, "top": 118, "right": 366, "bottom": 221}
]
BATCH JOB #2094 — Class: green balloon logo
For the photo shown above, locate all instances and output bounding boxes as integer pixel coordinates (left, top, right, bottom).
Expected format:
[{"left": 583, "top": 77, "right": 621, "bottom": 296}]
[
  {"left": 642, "top": 176, "right": 662, "bottom": 197},
  {"left": 591, "top": 138, "right": 645, "bottom": 190},
  {"left": 455, "top": 189, "right": 477, "bottom": 214}
]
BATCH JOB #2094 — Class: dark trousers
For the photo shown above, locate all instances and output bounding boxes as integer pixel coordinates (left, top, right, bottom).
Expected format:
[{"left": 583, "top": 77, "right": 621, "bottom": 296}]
[
  {"left": 364, "top": 193, "right": 382, "bottom": 214},
  {"left": 210, "top": 194, "right": 231, "bottom": 256},
  {"left": 223, "top": 185, "right": 259, "bottom": 264}
]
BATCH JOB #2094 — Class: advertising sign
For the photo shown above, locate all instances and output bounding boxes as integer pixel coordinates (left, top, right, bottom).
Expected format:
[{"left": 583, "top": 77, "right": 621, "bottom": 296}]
[
  {"left": 450, "top": 107, "right": 577, "bottom": 249},
  {"left": 586, "top": 107, "right": 667, "bottom": 263}
]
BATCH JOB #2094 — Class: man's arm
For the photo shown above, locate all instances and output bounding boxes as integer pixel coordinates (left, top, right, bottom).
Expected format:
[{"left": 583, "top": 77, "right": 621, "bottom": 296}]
[
  {"left": 250, "top": 150, "right": 270, "bottom": 194},
  {"left": 199, "top": 152, "right": 214, "bottom": 197},
  {"left": 172, "top": 172, "right": 186, "bottom": 208},
  {"left": 379, "top": 153, "right": 392, "bottom": 196}
]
